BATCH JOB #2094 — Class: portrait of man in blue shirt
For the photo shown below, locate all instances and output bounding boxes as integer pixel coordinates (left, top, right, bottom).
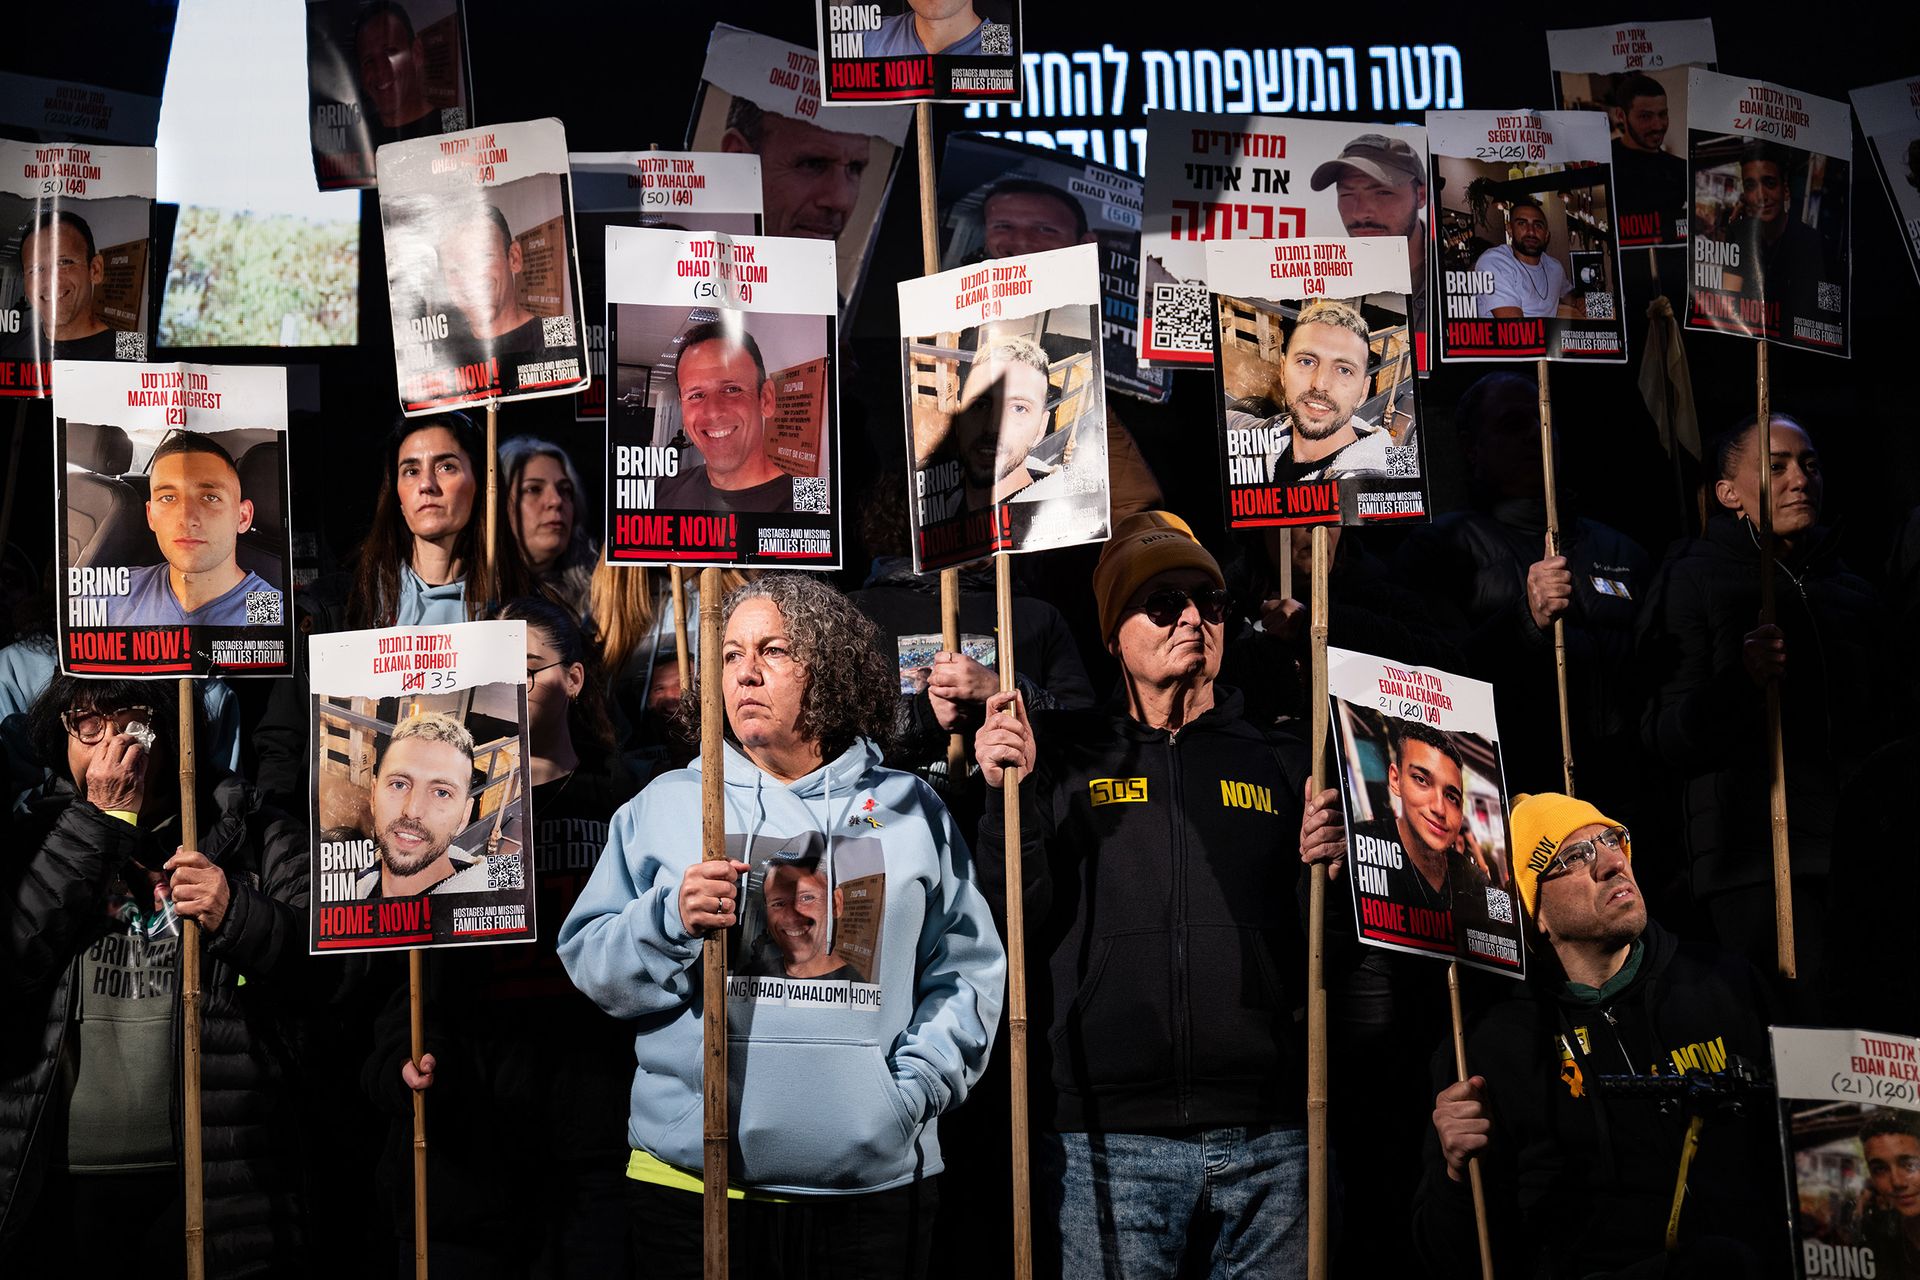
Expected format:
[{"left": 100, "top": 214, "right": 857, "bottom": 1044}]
[{"left": 863, "top": 0, "right": 988, "bottom": 57}]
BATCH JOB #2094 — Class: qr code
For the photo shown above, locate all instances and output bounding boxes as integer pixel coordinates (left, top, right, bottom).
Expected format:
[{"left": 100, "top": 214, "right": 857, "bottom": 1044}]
[
  {"left": 1151, "top": 283, "right": 1212, "bottom": 352},
  {"left": 541, "top": 315, "right": 576, "bottom": 348},
  {"left": 1486, "top": 887, "right": 1514, "bottom": 924},
  {"left": 487, "top": 852, "right": 525, "bottom": 892},
  {"left": 1585, "top": 292, "right": 1615, "bottom": 320},
  {"left": 441, "top": 108, "right": 467, "bottom": 132},
  {"left": 1384, "top": 446, "right": 1418, "bottom": 478},
  {"left": 115, "top": 331, "right": 147, "bottom": 361},
  {"left": 979, "top": 22, "right": 1011, "bottom": 55},
  {"left": 792, "top": 477, "right": 829, "bottom": 514},
  {"left": 1817, "top": 282, "right": 1841, "bottom": 313},
  {"left": 244, "top": 590, "right": 283, "bottom": 626}
]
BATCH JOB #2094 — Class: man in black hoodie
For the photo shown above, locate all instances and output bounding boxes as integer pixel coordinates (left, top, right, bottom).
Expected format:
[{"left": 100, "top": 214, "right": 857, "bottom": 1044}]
[
  {"left": 1414, "top": 792, "right": 1782, "bottom": 1278},
  {"left": 973, "top": 511, "right": 1344, "bottom": 1279}
]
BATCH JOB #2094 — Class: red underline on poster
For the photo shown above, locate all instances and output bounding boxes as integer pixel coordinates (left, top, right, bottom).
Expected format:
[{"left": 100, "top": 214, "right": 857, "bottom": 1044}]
[
  {"left": 405, "top": 391, "right": 498, "bottom": 411},
  {"left": 1448, "top": 347, "right": 1545, "bottom": 357},
  {"left": 316, "top": 933, "right": 433, "bottom": 949},
  {"left": 610, "top": 549, "right": 736, "bottom": 561},
  {"left": 1362, "top": 928, "right": 1452, "bottom": 953},
  {"left": 69, "top": 661, "right": 194, "bottom": 673},
  {"left": 1146, "top": 349, "right": 1211, "bottom": 364},
  {"left": 0, "top": 390, "right": 49, "bottom": 399},
  {"left": 833, "top": 87, "right": 937, "bottom": 100}
]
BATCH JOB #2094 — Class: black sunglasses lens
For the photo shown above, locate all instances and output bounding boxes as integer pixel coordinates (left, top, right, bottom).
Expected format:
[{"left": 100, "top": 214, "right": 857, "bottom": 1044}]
[
  {"left": 1142, "top": 588, "right": 1230, "bottom": 626},
  {"left": 1194, "top": 589, "right": 1230, "bottom": 623}
]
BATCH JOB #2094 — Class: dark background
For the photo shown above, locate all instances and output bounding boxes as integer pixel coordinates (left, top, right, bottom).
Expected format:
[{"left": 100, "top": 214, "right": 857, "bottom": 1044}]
[{"left": 5, "top": 1, "right": 1916, "bottom": 618}]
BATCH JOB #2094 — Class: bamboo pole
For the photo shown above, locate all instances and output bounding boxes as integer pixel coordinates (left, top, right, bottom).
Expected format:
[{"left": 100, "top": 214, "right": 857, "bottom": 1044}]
[
  {"left": 409, "top": 949, "right": 429, "bottom": 1279},
  {"left": 671, "top": 565, "right": 692, "bottom": 684},
  {"left": 178, "top": 681, "right": 205, "bottom": 1280},
  {"left": 1755, "top": 344, "right": 1795, "bottom": 978},
  {"left": 699, "top": 567, "right": 729, "bottom": 1279},
  {"left": 478, "top": 398, "right": 500, "bottom": 617},
  {"left": 1306, "top": 525, "right": 1330, "bottom": 1280},
  {"left": 916, "top": 102, "right": 967, "bottom": 786},
  {"left": 1536, "top": 361, "right": 1575, "bottom": 796},
  {"left": 995, "top": 552, "right": 1033, "bottom": 1280},
  {"left": 1448, "top": 963, "right": 1496, "bottom": 1280}
]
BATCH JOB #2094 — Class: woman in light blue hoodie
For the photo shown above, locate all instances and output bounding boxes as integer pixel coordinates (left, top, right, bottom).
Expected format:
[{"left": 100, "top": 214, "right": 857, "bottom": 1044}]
[{"left": 560, "top": 573, "right": 1006, "bottom": 1277}]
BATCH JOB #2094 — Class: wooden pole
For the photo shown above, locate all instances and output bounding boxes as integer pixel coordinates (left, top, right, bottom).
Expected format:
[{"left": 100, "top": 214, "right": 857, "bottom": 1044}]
[
  {"left": 409, "top": 949, "right": 429, "bottom": 1279},
  {"left": 670, "top": 565, "right": 692, "bottom": 684},
  {"left": 178, "top": 680, "right": 206, "bottom": 1280},
  {"left": 995, "top": 552, "right": 1034, "bottom": 1280},
  {"left": 1306, "top": 525, "right": 1330, "bottom": 1280},
  {"left": 1755, "top": 343, "right": 1795, "bottom": 979},
  {"left": 699, "top": 567, "right": 729, "bottom": 1279},
  {"left": 1448, "top": 962, "right": 1496, "bottom": 1280},
  {"left": 915, "top": 102, "right": 967, "bottom": 787},
  {"left": 479, "top": 398, "right": 499, "bottom": 617},
  {"left": 1536, "top": 361, "right": 1575, "bottom": 796}
]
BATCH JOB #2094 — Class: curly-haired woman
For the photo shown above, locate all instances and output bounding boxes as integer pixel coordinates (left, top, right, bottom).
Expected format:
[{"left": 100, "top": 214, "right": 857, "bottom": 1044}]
[{"left": 560, "top": 573, "right": 1005, "bottom": 1278}]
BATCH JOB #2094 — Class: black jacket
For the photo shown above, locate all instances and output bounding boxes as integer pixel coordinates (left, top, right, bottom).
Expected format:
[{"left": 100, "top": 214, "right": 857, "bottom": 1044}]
[
  {"left": 975, "top": 686, "right": 1310, "bottom": 1134},
  {"left": 1410, "top": 922, "right": 1783, "bottom": 1278},
  {"left": 1, "top": 776, "right": 310, "bottom": 1276},
  {"left": 1395, "top": 501, "right": 1649, "bottom": 797},
  {"left": 1636, "top": 515, "right": 1891, "bottom": 892}
]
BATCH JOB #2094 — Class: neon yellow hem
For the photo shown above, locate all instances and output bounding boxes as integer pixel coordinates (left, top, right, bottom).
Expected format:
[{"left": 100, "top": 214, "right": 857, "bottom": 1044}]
[{"left": 625, "top": 1148, "right": 789, "bottom": 1203}]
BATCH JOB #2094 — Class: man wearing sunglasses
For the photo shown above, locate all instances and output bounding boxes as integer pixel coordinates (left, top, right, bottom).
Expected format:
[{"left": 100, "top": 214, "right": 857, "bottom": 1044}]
[
  {"left": 974, "top": 511, "right": 1345, "bottom": 1278},
  {"left": 1413, "top": 792, "right": 1781, "bottom": 1278},
  {"left": 2, "top": 676, "right": 309, "bottom": 1271}
]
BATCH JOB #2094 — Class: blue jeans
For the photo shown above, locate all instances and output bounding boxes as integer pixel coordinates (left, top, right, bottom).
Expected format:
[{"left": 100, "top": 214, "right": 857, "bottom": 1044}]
[{"left": 1040, "top": 1125, "right": 1308, "bottom": 1280}]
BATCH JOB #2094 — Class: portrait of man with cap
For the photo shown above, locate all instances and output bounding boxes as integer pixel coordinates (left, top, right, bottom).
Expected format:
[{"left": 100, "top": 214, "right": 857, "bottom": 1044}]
[{"left": 1311, "top": 133, "right": 1430, "bottom": 357}]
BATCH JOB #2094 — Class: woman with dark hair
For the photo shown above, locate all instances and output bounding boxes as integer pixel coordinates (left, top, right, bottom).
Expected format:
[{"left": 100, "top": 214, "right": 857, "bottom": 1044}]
[
  {"left": 1, "top": 677, "right": 309, "bottom": 1274},
  {"left": 499, "top": 436, "right": 597, "bottom": 617},
  {"left": 560, "top": 574, "right": 1005, "bottom": 1278},
  {"left": 374, "top": 596, "right": 639, "bottom": 1277},
  {"left": 346, "top": 412, "right": 528, "bottom": 629}
]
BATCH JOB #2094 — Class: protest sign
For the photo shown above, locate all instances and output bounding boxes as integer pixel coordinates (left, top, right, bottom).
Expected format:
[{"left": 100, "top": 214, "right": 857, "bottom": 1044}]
[
  {"left": 725, "top": 825, "right": 889, "bottom": 1016},
  {"left": 688, "top": 24, "right": 912, "bottom": 322},
  {"left": 1429, "top": 110, "right": 1629, "bottom": 363},
  {"left": 899, "top": 242, "right": 1110, "bottom": 572},
  {"left": 604, "top": 227, "right": 841, "bottom": 569},
  {"left": 305, "top": 0, "right": 473, "bottom": 189},
  {"left": 1327, "top": 646, "right": 1525, "bottom": 979},
  {"left": 1140, "top": 113, "right": 1431, "bottom": 373},
  {"left": 309, "top": 620, "right": 534, "bottom": 953},
  {"left": 55, "top": 361, "right": 293, "bottom": 679},
  {"left": 0, "top": 141, "right": 155, "bottom": 397},
  {"left": 0, "top": 1, "right": 176, "bottom": 146},
  {"left": 377, "top": 117, "right": 590, "bottom": 413},
  {"left": 815, "top": 0, "right": 1021, "bottom": 104},
  {"left": 1547, "top": 20, "right": 1716, "bottom": 248},
  {"left": 571, "top": 150, "right": 763, "bottom": 423},
  {"left": 1686, "top": 69, "right": 1852, "bottom": 357},
  {"left": 939, "top": 131, "right": 1166, "bottom": 403},
  {"left": 1772, "top": 1026, "right": 1920, "bottom": 1279},
  {"left": 1206, "top": 237, "right": 1425, "bottom": 530},
  {"left": 1849, "top": 76, "right": 1920, "bottom": 288}
]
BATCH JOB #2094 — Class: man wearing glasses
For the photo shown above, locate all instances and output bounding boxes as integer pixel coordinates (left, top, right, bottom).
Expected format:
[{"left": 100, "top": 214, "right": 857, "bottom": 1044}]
[
  {"left": 972, "top": 510, "right": 1345, "bottom": 1278},
  {"left": 1413, "top": 792, "right": 1782, "bottom": 1277}
]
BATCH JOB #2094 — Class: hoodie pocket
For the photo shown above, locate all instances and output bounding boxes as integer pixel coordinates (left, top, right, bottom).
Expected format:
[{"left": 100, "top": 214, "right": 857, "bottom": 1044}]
[
  {"left": 1048, "top": 930, "right": 1174, "bottom": 1094},
  {"left": 730, "top": 1036, "right": 918, "bottom": 1191},
  {"left": 1185, "top": 925, "right": 1288, "bottom": 1083}
]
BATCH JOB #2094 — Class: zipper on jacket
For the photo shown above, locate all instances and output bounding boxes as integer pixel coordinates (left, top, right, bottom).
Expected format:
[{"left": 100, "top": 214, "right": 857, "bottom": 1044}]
[{"left": 1168, "top": 734, "right": 1191, "bottom": 1125}]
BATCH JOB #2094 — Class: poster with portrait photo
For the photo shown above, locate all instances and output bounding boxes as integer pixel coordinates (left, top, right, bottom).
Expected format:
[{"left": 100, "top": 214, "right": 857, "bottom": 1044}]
[
  {"left": 1140, "top": 113, "right": 1432, "bottom": 374},
  {"left": 939, "top": 131, "right": 1166, "bottom": 403},
  {"left": 377, "top": 117, "right": 590, "bottom": 413},
  {"left": 898, "top": 242, "right": 1109, "bottom": 572},
  {"left": 309, "top": 620, "right": 534, "bottom": 953},
  {"left": 1547, "top": 20, "right": 1716, "bottom": 248},
  {"left": 1205, "top": 238, "right": 1425, "bottom": 531},
  {"left": 725, "top": 827, "right": 888, "bottom": 1018},
  {"left": 1686, "top": 69, "right": 1852, "bottom": 358},
  {"left": 0, "top": 140, "right": 154, "bottom": 399},
  {"left": 305, "top": 0, "right": 472, "bottom": 190},
  {"left": 570, "top": 151, "right": 763, "bottom": 424},
  {"left": 1771, "top": 1026, "right": 1920, "bottom": 1279},
  {"left": 1429, "top": 110, "right": 1628, "bottom": 363},
  {"left": 688, "top": 24, "right": 912, "bottom": 323},
  {"left": 816, "top": 0, "right": 1020, "bottom": 104},
  {"left": 1327, "top": 646, "right": 1525, "bottom": 979},
  {"left": 1849, "top": 76, "right": 1920, "bottom": 289},
  {"left": 54, "top": 361, "right": 293, "bottom": 679},
  {"left": 604, "top": 227, "right": 840, "bottom": 569}
]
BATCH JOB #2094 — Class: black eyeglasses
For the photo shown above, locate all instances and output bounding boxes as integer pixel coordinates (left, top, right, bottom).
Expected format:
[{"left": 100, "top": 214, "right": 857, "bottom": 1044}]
[
  {"left": 527, "top": 658, "right": 566, "bottom": 681},
  {"left": 61, "top": 705, "right": 154, "bottom": 745},
  {"left": 1540, "top": 827, "right": 1630, "bottom": 882},
  {"left": 1137, "top": 586, "right": 1232, "bottom": 627}
]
